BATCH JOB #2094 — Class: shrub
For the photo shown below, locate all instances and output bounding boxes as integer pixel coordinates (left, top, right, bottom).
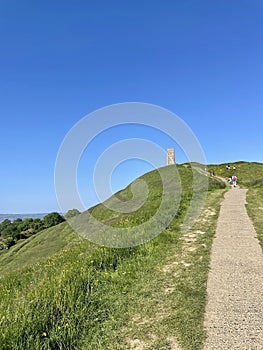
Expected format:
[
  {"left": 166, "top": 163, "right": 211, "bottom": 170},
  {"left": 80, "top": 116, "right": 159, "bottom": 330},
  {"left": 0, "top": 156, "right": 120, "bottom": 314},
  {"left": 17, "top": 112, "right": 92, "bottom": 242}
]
[
  {"left": 43, "top": 212, "right": 65, "bottom": 228},
  {"left": 250, "top": 179, "right": 263, "bottom": 187}
]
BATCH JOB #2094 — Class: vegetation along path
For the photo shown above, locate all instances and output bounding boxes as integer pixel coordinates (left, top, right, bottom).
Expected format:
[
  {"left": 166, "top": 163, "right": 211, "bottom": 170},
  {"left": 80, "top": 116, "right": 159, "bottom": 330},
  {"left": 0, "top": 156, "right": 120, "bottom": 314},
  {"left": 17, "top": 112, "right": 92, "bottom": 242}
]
[{"left": 203, "top": 186, "right": 263, "bottom": 349}]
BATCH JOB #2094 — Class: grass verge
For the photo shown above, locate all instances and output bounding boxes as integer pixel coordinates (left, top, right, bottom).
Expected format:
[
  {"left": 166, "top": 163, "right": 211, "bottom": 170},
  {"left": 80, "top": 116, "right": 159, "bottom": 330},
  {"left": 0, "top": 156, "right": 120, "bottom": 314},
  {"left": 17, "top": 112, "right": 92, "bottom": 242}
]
[{"left": 246, "top": 184, "right": 263, "bottom": 249}]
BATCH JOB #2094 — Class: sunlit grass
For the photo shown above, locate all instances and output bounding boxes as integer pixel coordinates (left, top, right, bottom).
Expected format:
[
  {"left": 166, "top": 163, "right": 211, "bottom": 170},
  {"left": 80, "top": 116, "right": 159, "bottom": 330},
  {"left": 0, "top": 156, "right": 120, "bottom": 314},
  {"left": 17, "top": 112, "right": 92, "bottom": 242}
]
[{"left": 3, "top": 162, "right": 263, "bottom": 349}]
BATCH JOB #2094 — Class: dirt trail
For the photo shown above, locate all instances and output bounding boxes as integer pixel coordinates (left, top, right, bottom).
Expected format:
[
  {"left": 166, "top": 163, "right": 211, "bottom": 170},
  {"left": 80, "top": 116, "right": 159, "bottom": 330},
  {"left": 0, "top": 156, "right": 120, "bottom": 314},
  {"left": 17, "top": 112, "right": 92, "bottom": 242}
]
[{"left": 203, "top": 186, "right": 263, "bottom": 349}]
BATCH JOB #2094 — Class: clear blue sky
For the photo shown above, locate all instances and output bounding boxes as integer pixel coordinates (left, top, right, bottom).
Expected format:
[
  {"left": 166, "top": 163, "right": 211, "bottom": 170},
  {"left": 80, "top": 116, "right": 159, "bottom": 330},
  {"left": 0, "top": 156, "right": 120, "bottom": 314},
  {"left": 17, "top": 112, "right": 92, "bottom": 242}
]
[{"left": 1, "top": 0, "right": 263, "bottom": 213}]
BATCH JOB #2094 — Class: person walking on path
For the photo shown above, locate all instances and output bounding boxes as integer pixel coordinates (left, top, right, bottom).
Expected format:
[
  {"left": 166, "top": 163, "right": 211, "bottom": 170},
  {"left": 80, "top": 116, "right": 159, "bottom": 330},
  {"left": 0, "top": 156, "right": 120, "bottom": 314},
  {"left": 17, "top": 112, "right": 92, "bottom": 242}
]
[{"left": 232, "top": 175, "right": 237, "bottom": 187}]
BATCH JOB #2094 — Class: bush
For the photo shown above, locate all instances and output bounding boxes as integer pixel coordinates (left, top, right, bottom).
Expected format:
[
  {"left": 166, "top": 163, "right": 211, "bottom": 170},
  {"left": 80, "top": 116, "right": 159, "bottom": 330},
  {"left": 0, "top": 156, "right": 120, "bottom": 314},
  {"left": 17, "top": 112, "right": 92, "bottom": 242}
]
[
  {"left": 43, "top": 213, "right": 65, "bottom": 228},
  {"left": 208, "top": 179, "right": 226, "bottom": 190},
  {"left": 250, "top": 179, "right": 263, "bottom": 187},
  {"left": 64, "top": 209, "right": 81, "bottom": 220}
]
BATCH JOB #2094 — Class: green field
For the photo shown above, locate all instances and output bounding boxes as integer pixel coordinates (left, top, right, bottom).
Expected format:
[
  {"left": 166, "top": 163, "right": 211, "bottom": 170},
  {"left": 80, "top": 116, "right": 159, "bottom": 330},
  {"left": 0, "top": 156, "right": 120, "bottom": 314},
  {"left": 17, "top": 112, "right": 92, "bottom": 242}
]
[{"left": 0, "top": 162, "right": 262, "bottom": 349}]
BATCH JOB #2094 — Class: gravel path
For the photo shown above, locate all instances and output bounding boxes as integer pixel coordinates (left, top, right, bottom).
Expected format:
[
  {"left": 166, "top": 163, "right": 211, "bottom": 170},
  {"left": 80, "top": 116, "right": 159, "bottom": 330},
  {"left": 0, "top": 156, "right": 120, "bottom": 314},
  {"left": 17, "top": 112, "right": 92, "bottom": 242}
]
[{"left": 203, "top": 186, "right": 263, "bottom": 349}]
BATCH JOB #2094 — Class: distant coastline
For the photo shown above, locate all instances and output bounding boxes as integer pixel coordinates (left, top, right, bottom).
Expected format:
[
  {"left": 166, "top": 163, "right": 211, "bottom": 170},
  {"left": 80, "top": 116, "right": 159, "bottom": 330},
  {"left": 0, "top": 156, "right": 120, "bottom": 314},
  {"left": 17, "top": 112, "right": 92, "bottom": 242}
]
[{"left": 0, "top": 213, "right": 48, "bottom": 223}]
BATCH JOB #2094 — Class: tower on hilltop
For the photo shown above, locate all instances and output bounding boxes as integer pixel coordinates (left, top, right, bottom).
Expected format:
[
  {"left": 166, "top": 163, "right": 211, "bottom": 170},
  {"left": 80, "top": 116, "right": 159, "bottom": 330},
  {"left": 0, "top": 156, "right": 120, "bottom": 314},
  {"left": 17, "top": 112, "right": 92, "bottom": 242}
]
[{"left": 167, "top": 148, "right": 176, "bottom": 165}]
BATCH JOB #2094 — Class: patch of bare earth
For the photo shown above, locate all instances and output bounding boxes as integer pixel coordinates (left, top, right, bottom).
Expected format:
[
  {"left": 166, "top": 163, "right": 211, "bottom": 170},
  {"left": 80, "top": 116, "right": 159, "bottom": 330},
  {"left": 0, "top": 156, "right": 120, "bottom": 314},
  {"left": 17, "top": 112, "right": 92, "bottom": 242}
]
[
  {"left": 167, "top": 336, "right": 182, "bottom": 349},
  {"left": 127, "top": 338, "right": 147, "bottom": 350},
  {"left": 178, "top": 206, "right": 217, "bottom": 258}
]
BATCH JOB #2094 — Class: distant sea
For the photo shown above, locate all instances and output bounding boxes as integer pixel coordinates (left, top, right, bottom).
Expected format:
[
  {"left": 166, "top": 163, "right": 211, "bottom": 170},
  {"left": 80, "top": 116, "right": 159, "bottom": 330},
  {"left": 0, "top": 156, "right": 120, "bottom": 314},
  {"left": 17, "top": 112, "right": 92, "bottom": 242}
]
[{"left": 0, "top": 213, "right": 48, "bottom": 223}]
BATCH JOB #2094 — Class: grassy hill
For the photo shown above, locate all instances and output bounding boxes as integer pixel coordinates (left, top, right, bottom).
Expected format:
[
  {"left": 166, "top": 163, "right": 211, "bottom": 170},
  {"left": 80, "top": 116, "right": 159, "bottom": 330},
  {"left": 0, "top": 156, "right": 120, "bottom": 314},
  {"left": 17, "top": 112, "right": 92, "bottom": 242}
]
[
  {"left": 0, "top": 222, "right": 80, "bottom": 275},
  {"left": 207, "top": 161, "right": 263, "bottom": 186},
  {"left": 0, "top": 162, "right": 262, "bottom": 349}
]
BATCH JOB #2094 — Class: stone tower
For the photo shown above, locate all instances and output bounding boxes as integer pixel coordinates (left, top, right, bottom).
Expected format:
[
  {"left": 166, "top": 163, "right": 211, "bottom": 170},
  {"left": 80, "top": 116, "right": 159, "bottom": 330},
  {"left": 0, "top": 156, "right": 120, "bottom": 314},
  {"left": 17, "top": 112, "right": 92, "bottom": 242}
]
[{"left": 167, "top": 148, "right": 175, "bottom": 165}]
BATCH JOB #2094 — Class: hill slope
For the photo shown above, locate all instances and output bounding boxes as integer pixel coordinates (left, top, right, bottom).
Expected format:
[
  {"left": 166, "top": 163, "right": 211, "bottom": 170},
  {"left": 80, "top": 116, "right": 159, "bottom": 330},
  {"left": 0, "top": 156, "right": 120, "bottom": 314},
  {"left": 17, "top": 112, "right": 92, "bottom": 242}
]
[
  {"left": 0, "top": 222, "right": 80, "bottom": 275},
  {"left": 207, "top": 161, "right": 263, "bottom": 186},
  {"left": 0, "top": 164, "right": 208, "bottom": 274},
  {"left": 0, "top": 162, "right": 261, "bottom": 349}
]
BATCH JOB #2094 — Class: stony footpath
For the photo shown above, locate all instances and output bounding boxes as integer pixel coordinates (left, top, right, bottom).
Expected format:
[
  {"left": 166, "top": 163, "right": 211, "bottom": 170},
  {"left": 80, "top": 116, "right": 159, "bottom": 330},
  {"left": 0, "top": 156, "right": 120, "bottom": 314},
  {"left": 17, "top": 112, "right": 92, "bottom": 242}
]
[{"left": 203, "top": 186, "right": 263, "bottom": 349}]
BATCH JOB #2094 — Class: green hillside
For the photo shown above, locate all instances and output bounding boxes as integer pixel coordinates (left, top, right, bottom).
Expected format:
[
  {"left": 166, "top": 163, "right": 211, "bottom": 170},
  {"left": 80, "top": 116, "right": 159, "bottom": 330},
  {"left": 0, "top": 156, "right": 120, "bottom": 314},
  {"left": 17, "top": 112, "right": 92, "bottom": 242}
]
[
  {"left": 207, "top": 161, "right": 263, "bottom": 186},
  {"left": 0, "top": 222, "right": 80, "bottom": 275},
  {"left": 0, "top": 162, "right": 262, "bottom": 350}
]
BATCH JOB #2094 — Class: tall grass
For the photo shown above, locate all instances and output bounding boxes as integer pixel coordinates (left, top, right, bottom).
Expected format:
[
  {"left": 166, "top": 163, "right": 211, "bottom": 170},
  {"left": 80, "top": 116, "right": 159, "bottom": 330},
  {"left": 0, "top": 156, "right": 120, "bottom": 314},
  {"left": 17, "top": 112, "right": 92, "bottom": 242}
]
[{"left": 0, "top": 230, "right": 182, "bottom": 349}]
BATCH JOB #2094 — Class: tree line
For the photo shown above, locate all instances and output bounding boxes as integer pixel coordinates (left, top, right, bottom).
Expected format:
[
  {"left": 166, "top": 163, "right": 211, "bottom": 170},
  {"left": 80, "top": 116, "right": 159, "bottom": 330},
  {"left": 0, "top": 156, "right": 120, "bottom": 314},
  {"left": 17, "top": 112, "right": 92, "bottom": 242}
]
[{"left": 0, "top": 212, "right": 66, "bottom": 250}]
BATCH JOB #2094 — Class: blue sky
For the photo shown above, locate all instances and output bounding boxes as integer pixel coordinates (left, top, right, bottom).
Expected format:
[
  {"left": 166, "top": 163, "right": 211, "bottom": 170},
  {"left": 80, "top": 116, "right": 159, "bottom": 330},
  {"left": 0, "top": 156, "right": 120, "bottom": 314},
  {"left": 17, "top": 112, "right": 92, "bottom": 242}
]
[{"left": 1, "top": 0, "right": 263, "bottom": 213}]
